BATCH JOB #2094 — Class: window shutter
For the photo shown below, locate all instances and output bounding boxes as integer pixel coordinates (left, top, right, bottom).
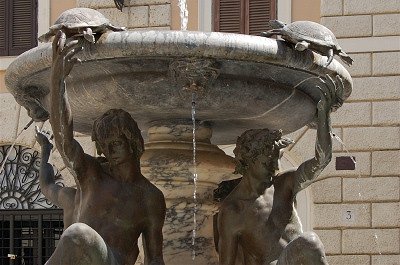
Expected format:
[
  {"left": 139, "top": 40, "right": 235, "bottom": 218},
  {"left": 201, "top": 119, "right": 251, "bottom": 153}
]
[
  {"left": 0, "top": 0, "right": 7, "bottom": 56},
  {"left": 214, "top": 0, "right": 244, "bottom": 34},
  {"left": 8, "top": 0, "right": 37, "bottom": 56},
  {"left": 248, "top": 0, "right": 276, "bottom": 35},
  {"left": 214, "top": 0, "right": 276, "bottom": 36}
]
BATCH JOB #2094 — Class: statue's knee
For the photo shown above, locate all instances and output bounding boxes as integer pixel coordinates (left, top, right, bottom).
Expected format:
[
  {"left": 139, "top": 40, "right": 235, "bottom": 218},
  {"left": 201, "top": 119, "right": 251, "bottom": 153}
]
[
  {"left": 299, "top": 232, "right": 324, "bottom": 250},
  {"left": 294, "top": 232, "right": 327, "bottom": 263},
  {"left": 61, "top": 223, "right": 95, "bottom": 247}
]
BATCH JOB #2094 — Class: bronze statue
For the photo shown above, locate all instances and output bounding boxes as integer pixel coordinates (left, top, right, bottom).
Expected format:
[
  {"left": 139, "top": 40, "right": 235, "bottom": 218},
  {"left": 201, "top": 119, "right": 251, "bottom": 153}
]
[
  {"left": 217, "top": 75, "right": 343, "bottom": 265},
  {"left": 45, "top": 31, "right": 166, "bottom": 265},
  {"left": 35, "top": 127, "right": 76, "bottom": 229}
]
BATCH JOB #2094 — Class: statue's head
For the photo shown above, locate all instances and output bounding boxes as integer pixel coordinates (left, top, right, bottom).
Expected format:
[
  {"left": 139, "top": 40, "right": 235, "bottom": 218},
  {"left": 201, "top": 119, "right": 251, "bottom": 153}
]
[
  {"left": 233, "top": 129, "right": 292, "bottom": 176},
  {"left": 15, "top": 92, "right": 49, "bottom": 122},
  {"left": 92, "top": 109, "right": 144, "bottom": 164}
]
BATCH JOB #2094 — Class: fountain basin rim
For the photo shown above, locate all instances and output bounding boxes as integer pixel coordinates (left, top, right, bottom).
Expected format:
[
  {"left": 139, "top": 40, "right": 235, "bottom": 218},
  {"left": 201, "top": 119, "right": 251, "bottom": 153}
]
[
  {"left": 5, "top": 30, "right": 353, "bottom": 144},
  {"left": 5, "top": 30, "right": 352, "bottom": 100}
]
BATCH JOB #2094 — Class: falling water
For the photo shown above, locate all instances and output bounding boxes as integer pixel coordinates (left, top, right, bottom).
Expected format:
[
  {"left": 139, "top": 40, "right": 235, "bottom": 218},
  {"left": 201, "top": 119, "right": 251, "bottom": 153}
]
[
  {"left": 191, "top": 92, "right": 198, "bottom": 260},
  {"left": 331, "top": 133, "right": 357, "bottom": 165},
  {"left": 0, "top": 119, "right": 34, "bottom": 175},
  {"left": 178, "top": 0, "right": 189, "bottom": 30},
  {"left": 331, "top": 132, "right": 362, "bottom": 198}
]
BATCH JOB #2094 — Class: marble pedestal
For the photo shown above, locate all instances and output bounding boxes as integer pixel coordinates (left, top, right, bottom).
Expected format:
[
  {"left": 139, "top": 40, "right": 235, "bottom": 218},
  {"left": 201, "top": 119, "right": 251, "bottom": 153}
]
[{"left": 141, "top": 121, "right": 236, "bottom": 264}]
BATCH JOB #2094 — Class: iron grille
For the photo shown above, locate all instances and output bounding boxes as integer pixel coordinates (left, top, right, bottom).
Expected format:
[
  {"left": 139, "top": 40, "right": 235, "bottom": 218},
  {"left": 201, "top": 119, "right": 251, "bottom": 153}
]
[
  {"left": 0, "top": 144, "right": 63, "bottom": 210},
  {"left": 0, "top": 210, "right": 63, "bottom": 265}
]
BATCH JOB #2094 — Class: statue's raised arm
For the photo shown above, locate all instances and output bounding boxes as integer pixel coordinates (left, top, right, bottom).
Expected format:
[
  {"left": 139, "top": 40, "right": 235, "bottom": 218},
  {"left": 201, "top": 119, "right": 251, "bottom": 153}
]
[
  {"left": 292, "top": 75, "right": 344, "bottom": 194},
  {"left": 49, "top": 31, "right": 93, "bottom": 180}
]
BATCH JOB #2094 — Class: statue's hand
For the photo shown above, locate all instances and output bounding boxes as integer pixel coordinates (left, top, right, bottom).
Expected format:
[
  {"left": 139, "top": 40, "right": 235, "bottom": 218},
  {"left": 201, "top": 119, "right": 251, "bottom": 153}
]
[
  {"left": 52, "top": 30, "right": 84, "bottom": 79},
  {"left": 275, "top": 137, "right": 295, "bottom": 149},
  {"left": 317, "top": 75, "right": 344, "bottom": 114},
  {"left": 35, "top": 126, "right": 53, "bottom": 149}
]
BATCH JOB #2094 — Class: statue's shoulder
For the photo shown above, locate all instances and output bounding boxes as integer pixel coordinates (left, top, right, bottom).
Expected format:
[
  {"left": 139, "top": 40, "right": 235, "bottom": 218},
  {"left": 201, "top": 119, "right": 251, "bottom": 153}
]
[
  {"left": 138, "top": 176, "right": 165, "bottom": 199},
  {"left": 220, "top": 196, "right": 246, "bottom": 214},
  {"left": 274, "top": 169, "right": 296, "bottom": 185}
]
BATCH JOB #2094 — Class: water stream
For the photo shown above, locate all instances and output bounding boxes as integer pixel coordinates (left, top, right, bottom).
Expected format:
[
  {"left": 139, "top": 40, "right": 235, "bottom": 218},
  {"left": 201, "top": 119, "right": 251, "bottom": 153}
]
[
  {"left": 176, "top": 0, "right": 198, "bottom": 259},
  {"left": 178, "top": 0, "right": 189, "bottom": 31},
  {"left": 0, "top": 119, "right": 34, "bottom": 176},
  {"left": 331, "top": 132, "right": 361, "bottom": 198},
  {"left": 191, "top": 92, "right": 198, "bottom": 260}
]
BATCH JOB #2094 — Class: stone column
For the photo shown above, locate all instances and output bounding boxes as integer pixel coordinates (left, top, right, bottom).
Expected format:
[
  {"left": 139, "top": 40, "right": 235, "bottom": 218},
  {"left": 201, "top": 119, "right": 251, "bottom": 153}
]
[{"left": 141, "top": 121, "right": 236, "bottom": 264}]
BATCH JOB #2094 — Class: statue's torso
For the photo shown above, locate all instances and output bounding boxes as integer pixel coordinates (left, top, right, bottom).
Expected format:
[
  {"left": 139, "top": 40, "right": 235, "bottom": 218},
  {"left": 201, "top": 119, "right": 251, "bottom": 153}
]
[
  {"left": 74, "top": 170, "right": 162, "bottom": 263},
  {"left": 222, "top": 176, "right": 302, "bottom": 265}
]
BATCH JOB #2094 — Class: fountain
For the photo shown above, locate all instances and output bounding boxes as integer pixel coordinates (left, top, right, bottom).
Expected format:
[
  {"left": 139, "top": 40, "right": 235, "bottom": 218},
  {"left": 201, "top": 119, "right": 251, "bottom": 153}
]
[{"left": 4, "top": 7, "right": 352, "bottom": 265}]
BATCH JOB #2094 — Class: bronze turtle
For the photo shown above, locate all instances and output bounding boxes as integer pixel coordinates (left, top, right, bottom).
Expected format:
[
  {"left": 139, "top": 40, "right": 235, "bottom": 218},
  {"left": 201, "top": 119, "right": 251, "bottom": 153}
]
[
  {"left": 39, "top": 8, "right": 125, "bottom": 43},
  {"left": 262, "top": 20, "right": 353, "bottom": 67}
]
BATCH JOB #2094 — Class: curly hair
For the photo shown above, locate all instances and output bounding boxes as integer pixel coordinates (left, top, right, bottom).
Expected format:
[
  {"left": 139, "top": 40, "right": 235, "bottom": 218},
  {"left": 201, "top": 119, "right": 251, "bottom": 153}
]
[
  {"left": 233, "top": 129, "right": 291, "bottom": 175},
  {"left": 91, "top": 109, "right": 144, "bottom": 161}
]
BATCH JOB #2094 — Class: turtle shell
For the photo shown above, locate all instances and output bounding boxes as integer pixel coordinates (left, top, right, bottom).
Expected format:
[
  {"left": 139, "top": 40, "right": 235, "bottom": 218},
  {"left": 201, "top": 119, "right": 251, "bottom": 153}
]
[
  {"left": 49, "top": 8, "right": 111, "bottom": 30},
  {"left": 39, "top": 8, "right": 115, "bottom": 42},
  {"left": 284, "top": 21, "right": 339, "bottom": 48}
]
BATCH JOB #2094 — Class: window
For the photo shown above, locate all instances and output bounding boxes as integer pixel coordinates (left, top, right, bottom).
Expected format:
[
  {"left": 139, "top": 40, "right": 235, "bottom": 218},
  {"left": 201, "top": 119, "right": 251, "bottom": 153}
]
[
  {"left": 0, "top": 210, "right": 64, "bottom": 265},
  {"left": 0, "top": 145, "right": 64, "bottom": 264},
  {"left": 214, "top": 0, "right": 276, "bottom": 35},
  {"left": 0, "top": 0, "right": 38, "bottom": 56}
]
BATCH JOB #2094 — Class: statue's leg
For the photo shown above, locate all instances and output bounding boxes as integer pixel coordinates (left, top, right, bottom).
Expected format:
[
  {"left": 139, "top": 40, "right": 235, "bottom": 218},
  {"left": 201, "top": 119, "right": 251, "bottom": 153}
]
[
  {"left": 276, "top": 232, "right": 329, "bottom": 265},
  {"left": 45, "top": 223, "right": 118, "bottom": 265}
]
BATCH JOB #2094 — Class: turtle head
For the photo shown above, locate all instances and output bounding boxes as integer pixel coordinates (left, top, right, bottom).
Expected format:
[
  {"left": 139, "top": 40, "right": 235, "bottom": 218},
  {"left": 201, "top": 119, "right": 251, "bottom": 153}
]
[
  {"left": 269, "top": 20, "right": 286, "bottom": 29},
  {"left": 82, "top": 27, "right": 96, "bottom": 44}
]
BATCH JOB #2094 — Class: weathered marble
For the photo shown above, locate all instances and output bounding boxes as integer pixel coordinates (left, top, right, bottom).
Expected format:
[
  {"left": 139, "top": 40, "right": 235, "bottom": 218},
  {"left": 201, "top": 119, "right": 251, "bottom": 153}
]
[{"left": 141, "top": 122, "right": 235, "bottom": 263}]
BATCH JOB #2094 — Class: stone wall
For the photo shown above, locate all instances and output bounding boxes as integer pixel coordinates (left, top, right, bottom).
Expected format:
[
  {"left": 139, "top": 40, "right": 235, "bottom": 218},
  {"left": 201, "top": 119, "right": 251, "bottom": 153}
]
[
  {"left": 287, "top": 1, "right": 400, "bottom": 264},
  {"left": 77, "top": 0, "right": 171, "bottom": 30}
]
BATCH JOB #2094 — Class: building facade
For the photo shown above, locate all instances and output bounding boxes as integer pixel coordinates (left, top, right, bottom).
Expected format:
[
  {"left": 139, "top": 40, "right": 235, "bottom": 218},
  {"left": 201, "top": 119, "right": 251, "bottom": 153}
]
[{"left": 0, "top": 0, "right": 399, "bottom": 264}]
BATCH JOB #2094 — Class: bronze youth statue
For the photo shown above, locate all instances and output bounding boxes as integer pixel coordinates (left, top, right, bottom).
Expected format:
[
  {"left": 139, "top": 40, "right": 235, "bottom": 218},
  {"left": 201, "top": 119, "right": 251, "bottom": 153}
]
[
  {"left": 43, "top": 30, "right": 166, "bottom": 265},
  {"left": 217, "top": 75, "right": 343, "bottom": 265}
]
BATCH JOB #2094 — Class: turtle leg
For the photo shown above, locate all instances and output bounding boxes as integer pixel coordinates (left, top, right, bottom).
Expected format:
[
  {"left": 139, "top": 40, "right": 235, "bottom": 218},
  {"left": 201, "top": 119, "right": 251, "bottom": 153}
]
[
  {"left": 82, "top": 27, "right": 96, "bottom": 43},
  {"left": 294, "top": 41, "right": 310, "bottom": 51},
  {"left": 260, "top": 29, "right": 282, "bottom": 37},
  {"left": 107, "top": 25, "right": 127, "bottom": 32},
  {"left": 338, "top": 50, "right": 354, "bottom": 66},
  {"left": 325, "top": 48, "right": 334, "bottom": 67}
]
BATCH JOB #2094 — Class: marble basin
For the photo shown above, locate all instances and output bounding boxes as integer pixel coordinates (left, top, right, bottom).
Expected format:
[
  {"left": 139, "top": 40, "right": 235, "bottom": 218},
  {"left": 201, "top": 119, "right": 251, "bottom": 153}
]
[{"left": 5, "top": 30, "right": 352, "bottom": 145}]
